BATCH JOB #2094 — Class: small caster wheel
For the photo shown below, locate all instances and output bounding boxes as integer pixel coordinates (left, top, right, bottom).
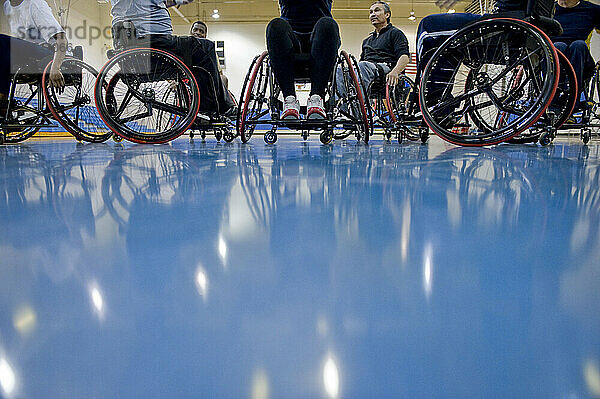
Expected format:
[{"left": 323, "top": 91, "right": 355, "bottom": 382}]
[
  {"left": 113, "top": 134, "right": 123, "bottom": 142},
  {"left": 302, "top": 130, "right": 308, "bottom": 140},
  {"left": 189, "top": 131, "right": 194, "bottom": 139},
  {"left": 538, "top": 130, "right": 552, "bottom": 146},
  {"left": 223, "top": 130, "right": 235, "bottom": 143},
  {"left": 0, "top": 135, "right": 4, "bottom": 145},
  {"left": 581, "top": 128, "right": 591, "bottom": 145},
  {"left": 384, "top": 129, "right": 392, "bottom": 141},
  {"left": 201, "top": 132, "right": 206, "bottom": 140},
  {"left": 397, "top": 129, "right": 403, "bottom": 144},
  {"left": 215, "top": 130, "right": 223, "bottom": 142},
  {"left": 264, "top": 131, "right": 277, "bottom": 144},
  {"left": 419, "top": 127, "right": 429, "bottom": 143},
  {"left": 320, "top": 130, "right": 333, "bottom": 145}
]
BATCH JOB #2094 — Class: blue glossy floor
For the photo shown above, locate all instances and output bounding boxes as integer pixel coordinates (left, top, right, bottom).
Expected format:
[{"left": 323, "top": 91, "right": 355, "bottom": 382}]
[{"left": 1, "top": 135, "right": 600, "bottom": 398}]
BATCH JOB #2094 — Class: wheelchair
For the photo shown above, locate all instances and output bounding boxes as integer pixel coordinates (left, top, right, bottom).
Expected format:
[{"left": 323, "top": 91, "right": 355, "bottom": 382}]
[
  {"left": 365, "top": 69, "right": 429, "bottom": 144},
  {"left": 560, "top": 61, "right": 600, "bottom": 144},
  {"left": 418, "top": 0, "right": 573, "bottom": 146},
  {"left": 1, "top": 46, "right": 112, "bottom": 144},
  {"left": 94, "top": 22, "right": 235, "bottom": 144},
  {"left": 237, "top": 50, "right": 371, "bottom": 144}
]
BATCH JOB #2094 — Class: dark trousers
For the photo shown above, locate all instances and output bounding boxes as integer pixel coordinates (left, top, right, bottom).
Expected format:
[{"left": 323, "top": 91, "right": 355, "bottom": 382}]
[
  {"left": 0, "top": 34, "right": 53, "bottom": 95},
  {"left": 266, "top": 17, "right": 340, "bottom": 97},
  {"left": 553, "top": 40, "right": 595, "bottom": 104},
  {"left": 122, "top": 34, "right": 229, "bottom": 113}
]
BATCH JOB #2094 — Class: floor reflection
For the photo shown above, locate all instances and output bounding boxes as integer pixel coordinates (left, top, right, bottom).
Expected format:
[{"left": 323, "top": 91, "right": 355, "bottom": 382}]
[{"left": 0, "top": 138, "right": 598, "bottom": 398}]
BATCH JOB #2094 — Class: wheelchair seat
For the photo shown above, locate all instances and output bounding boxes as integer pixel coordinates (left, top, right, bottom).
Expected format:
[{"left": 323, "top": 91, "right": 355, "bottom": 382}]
[{"left": 293, "top": 53, "right": 312, "bottom": 83}]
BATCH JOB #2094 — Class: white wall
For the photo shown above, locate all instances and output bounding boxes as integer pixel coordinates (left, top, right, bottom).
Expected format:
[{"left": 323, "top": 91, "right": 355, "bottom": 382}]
[{"left": 173, "top": 21, "right": 419, "bottom": 99}]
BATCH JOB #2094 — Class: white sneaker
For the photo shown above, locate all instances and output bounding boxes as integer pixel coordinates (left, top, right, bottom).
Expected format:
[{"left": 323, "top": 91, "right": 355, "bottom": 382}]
[
  {"left": 282, "top": 95, "right": 300, "bottom": 120},
  {"left": 307, "top": 94, "right": 326, "bottom": 120}
]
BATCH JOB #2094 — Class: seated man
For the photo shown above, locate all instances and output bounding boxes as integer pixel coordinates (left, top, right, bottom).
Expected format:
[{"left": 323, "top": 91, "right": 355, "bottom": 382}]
[
  {"left": 109, "top": 0, "right": 234, "bottom": 115},
  {"left": 266, "top": 0, "right": 341, "bottom": 120},
  {"left": 337, "top": 0, "right": 410, "bottom": 99},
  {"left": 0, "top": 0, "right": 66, "bottom": 116},
  {"left": 190, "top": 20, "right": 228, "bottom": 89},
  {"left": 189, "top": 19, "right": 235, "bottom": 110},
  {"left": 551, "top": 0, "right": 600, "bottom": 110}
]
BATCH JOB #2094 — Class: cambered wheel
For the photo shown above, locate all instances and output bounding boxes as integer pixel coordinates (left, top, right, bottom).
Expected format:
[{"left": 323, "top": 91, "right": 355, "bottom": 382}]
[
  {"left": 43, "top": 58, "right": 112, "bottom": 143},
  {"left": 419, "top": 18, "right": 559, "bottom": 146},
  {"left": 238, "top": 51, "right": 270, "bottom": 143},
  {"left": 509, "top": 49, "right": 578, "bottom": 144},
  {"left": 95, "top": 48, "right": 200, "bottom": 144},
  {"left": 339, "top": 51, "right": 371, "bottom": 144},
  {"left": 1, "top": 76, "right": 44, "bottom": 143}
]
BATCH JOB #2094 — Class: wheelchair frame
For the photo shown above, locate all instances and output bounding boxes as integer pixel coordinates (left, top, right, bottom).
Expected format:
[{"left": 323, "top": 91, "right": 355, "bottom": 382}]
[{"left": 236, "top": 50, "right": 371, "bottom": 145}]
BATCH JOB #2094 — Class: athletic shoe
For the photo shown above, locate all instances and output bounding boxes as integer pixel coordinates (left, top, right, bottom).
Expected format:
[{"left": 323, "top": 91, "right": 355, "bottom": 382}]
[
  {"left": 307, "top": 94, "right": 326, "bottom": 120},
  {"left": 282, "top": 95, "right": 300, "bottom": 120}
]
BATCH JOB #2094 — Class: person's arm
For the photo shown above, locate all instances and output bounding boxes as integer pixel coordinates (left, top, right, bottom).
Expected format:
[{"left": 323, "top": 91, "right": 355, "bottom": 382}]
[
  {"left": 165, "top": 0, "right": 193, "bottom": 8},
  {"left": 386, "top": 54, "right": 409, "bottom": 86},
  {"left": 48, "top": 31, "right": 66, "bottom": 89},
  {"left": 386, "top": 30, "right": 410, "bottom": 86}
]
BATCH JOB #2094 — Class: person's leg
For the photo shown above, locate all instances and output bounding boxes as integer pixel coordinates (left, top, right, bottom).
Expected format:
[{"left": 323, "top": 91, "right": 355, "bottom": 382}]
[
  {"left": 309, "top": 17, "right": 340, "bottom": 97},
  {"left": 0, "top": 35, "right": 53, "bottom": 115},
  {"left": 567, "top": 40, "right": 595, "bottom": 105},
  {"left": 266, "top": 17, "right": 300, "bottom": 97}
]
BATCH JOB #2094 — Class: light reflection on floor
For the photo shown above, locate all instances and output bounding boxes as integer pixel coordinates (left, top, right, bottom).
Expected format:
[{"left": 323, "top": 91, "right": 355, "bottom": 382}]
[{"left": 0, "top": 136, "right": 599, "bottom": 398}]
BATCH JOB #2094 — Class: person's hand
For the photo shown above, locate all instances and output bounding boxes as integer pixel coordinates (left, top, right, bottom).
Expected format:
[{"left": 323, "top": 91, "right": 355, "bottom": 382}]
[
  {"left": 386, "top": 70, "right": 400, "bottom": 86},
  {"left": 49, "top": 64, "right": 65, "bottom": 93}
]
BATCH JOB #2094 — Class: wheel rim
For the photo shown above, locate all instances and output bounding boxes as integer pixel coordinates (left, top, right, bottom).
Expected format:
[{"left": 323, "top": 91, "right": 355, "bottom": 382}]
[
  {"left": 419, "top": 18, "right": 559, "bottom": 146},
  {"left": 94, "top": 48, "right": 200, "bottom": 144}
]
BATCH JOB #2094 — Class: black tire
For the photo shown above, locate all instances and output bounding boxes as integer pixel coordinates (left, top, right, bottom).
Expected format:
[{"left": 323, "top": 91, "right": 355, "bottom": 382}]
[
  {"left": 95, "top": 48, "right": 200, "bottom": 144},
  {"left": 237, "top": 52, "right": 270, "bottom": 143},
  {"left": 1, "top": 74, "right": 43, "bottom": 143},
  {"left": 419, "top": 18, "right": 559, "bottom": 146},
  {"left": 338, "top": 51, "right": 371, "bottom": 144},
  {"left": 44, "top": 58, "right": 113, "bottom": 143}
]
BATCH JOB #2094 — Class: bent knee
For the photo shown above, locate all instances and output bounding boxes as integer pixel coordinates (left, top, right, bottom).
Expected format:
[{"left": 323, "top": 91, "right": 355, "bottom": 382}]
[{"left": 267, "top": 18, "right": 291, "bottom": 38}]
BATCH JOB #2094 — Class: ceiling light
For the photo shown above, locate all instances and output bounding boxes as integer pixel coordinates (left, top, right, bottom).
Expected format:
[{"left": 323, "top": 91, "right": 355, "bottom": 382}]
[
  {"left": 408, "top": 11, "right": 416, "bottom": 20},
  {"left": 212, "top": 9, "right": 220, "bottom": 18},
  {"left": 447, "top": 8, "right": 456, "bottom": 13}
]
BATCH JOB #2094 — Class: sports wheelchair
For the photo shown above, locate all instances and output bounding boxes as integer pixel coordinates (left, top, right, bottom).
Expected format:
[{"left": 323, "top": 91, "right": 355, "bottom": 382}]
[
  {"left": 364, "top": 68, "right": 429, "bottom": 144},
  {"left": 1, "top": 46, "right": 111, "bottom": 144},
  {"left": 560, "top": 60, "right": 600, "bottom": 144},
  {"left": 418, "top": 0, "right": 576, "bottom": 146},
  {"left": 94, "top": 22, "right": 235, "bottom": 144},
  {"left": 237, "top": 51, "right": 371, "bottom": 144}
]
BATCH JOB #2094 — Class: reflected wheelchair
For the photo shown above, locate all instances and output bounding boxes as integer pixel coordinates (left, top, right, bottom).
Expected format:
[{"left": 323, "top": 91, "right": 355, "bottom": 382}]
[
  {"left": 1, "top": 46, "right": 112, "bottom": 144},
  {"left": 418, "top": 0, "right": 577, "bottom": 146},
  {"left": 237, "top": 50, "right": 371, "bottom": 144},
  {"left": 94, "top": 21, "right": 235, "bottom": 144}
]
